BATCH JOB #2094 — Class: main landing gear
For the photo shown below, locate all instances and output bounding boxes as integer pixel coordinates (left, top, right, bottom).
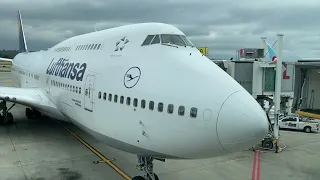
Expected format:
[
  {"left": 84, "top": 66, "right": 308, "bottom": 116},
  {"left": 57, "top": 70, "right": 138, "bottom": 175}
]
[
  {"left": 132, "top": 155, "right": 162, "bottom": 180},
  {"left": 25, "top": 107, "right": 41, "bottom": 119},
  {"left": 0, "top": 100, "right": 42, "bottom": 125},
  {"left": 0, "top": 100, "right": 14, "bottom": 125}
]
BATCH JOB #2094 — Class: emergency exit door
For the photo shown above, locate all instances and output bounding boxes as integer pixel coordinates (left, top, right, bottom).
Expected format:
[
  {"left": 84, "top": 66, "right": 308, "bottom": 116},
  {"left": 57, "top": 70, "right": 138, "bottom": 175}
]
[{"left": 84, "top": 74, "right": 95, "bottom": 112}]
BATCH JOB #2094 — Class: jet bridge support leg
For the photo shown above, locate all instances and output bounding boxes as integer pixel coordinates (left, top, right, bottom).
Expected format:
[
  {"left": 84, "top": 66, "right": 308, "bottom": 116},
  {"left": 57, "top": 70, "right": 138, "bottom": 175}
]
[{"left": 0, "top": 100, "right": 14, "bottom": 125}]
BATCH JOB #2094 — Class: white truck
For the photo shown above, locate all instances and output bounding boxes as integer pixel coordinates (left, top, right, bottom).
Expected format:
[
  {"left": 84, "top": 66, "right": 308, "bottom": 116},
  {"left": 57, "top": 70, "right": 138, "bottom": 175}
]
[{"left": 278, "top": 116, "right": 319, "bottom": 133}]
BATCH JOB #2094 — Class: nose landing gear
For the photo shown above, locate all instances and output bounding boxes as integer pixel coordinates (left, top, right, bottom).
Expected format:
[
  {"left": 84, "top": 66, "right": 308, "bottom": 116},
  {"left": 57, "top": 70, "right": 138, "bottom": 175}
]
[{"left": 132, "top": 155, "right": 160, "bottom": 180}]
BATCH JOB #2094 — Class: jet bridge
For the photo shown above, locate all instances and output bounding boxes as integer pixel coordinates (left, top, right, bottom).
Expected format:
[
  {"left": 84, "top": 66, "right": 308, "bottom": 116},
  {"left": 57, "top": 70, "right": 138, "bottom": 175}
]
[
  {"left": 212, "top": 59, "right": 295, "bottom": 115},
  {"left": 0, "top": 60, "right": 12, "bottom": 72},
  {"left": 292, "top": 60, "right": 320, "bottom": 119}
]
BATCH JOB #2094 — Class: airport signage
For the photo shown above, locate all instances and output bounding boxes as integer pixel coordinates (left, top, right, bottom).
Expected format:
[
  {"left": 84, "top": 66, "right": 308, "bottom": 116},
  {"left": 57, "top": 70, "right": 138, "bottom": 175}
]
[{"left": 198, "top": 47, "right": 208, "bottom": 56}]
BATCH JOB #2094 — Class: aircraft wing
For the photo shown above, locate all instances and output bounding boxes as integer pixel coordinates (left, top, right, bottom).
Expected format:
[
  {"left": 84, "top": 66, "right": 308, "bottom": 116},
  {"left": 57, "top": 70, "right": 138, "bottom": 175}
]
[
  {"left": 0, "top": 87, "right": 54, "bottom": 110},
  {"left": 0, "top": 57, "right": 13, "bottom": 62}
]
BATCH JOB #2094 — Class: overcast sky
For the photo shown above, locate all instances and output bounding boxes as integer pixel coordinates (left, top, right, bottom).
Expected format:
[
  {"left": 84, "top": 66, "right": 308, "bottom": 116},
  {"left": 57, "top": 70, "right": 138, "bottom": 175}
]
[{"left": 0, "top": 0, "right": 319, "bottom": 60}]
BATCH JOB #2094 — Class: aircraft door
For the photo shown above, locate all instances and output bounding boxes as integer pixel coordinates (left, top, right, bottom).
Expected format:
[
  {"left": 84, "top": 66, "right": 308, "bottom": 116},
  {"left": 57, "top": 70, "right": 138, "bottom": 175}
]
[
  {"left": 45, "top": 75, "right": 51, "bottom": 95},
  {"left": 84, "top": 74, "right": 95, "bottom": 112}
]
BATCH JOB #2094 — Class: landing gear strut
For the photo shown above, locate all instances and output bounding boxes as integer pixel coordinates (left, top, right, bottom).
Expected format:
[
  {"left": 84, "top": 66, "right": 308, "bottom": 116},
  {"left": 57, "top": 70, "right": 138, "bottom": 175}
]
[
  {"left": 0, "top": 100, "right": 14, "bottom": 125},
  {"left": 25, "top": 108, "right": 41, "bottom": 119},
  {"left": 132, "top": 156, "right": 160, "bottom": 180}
]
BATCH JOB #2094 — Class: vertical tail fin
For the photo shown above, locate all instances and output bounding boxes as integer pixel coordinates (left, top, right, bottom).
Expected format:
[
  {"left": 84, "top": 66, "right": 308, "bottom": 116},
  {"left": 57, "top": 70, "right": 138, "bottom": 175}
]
[
  {"left": 18, "top": 10, "right": 28, "bottom": 53},
  {"left": 264, "top": 40, "right": 277, "bottom": 62}
]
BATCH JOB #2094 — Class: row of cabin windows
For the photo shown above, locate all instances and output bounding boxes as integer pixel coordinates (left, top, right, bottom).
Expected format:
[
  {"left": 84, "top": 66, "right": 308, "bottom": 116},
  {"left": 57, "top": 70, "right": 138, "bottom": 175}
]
[
  {"left": 75, "top": 44, "right": 102, "bottom": 51},
  {"left": 97, "top": 91, "right": 198, "bottom": 118},
  {"left": 51, "top": 80, "right": 81, "bottom": 94},
  {"left": 54, "top": 47, "right": 71, "bottom": 52},
  {"left": 13, "top": 68, "right": 39, "bottom": 80}
]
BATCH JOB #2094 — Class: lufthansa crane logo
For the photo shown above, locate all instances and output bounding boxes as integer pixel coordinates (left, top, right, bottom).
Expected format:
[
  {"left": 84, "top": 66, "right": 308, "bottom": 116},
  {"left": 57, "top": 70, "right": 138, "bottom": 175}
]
[{"left": 124, "top": 67, "right": 141, "bottom": 88}]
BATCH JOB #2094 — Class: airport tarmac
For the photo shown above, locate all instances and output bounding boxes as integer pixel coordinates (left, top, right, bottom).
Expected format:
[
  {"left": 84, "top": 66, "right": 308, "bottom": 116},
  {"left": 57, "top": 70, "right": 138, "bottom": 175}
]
[{"left": 1, "top": 71, "right": 320, "bottom": 180}]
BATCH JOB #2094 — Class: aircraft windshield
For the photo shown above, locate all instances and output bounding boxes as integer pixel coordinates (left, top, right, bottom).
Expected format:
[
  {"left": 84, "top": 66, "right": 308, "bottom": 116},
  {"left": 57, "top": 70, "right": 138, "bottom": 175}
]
[{"left": 141, "top": 34, "right": 194, "bottom": 47}]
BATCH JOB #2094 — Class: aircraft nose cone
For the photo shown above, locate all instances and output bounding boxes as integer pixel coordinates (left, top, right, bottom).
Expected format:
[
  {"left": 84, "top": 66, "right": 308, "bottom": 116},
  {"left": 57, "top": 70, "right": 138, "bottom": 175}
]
[{"left": 217, "top": 90, "right": 269, "bottom": 152}]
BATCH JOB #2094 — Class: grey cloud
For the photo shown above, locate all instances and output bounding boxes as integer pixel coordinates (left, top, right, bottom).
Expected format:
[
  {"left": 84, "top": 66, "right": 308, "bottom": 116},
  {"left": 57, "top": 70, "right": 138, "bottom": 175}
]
[{"left": 0, "top": 0, "right": 319, "bottom": 60}]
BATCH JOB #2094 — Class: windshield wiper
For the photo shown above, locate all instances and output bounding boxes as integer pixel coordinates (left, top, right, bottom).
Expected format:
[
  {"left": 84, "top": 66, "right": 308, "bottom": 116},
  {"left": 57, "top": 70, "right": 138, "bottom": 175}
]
[{"left": 161, "top": 43, "right": 179, "bottom": 48}]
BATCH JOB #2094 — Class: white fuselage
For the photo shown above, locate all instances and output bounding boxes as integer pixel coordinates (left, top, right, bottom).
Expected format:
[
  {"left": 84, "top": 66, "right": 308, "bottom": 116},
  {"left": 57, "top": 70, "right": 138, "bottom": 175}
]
[{"left": 10, "top": 23, "right": 269, "bottom": 159}]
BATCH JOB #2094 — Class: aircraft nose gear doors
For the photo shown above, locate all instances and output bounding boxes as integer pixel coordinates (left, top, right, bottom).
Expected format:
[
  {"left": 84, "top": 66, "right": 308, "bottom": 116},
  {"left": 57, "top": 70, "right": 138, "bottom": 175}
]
[
  {"left": 132, "top": 156, "right": 160, "bottom": 180},
  {"left": 84, "top": 74, "right": 95, "bottom": 112}
]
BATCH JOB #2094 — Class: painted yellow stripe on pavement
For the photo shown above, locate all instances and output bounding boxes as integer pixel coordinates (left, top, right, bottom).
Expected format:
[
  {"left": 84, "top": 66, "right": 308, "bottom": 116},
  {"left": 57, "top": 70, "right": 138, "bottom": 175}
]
[
  {"left": 3, "top": 78, "right": 131, "bottom": 179},
  {"left": 5, "top": 80, "right": 16, "bottom": 87},
  {"left": 54, "top": 120, "right": 132, "bottom": 180}
]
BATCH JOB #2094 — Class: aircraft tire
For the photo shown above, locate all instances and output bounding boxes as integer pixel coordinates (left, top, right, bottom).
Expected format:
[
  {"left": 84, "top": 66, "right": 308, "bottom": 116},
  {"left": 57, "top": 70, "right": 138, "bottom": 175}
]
[
  {"left": 34, "top": 110, "right": 41, "bottom": 118},
  {"left": 26, "top": 108, "right": 33, "bottom": 119},
  {"left": 132, "top": 176, "right": 145, "bottom": 180},
  {"left": 7, "top": 112, "right": 13, "bottom": 124},
  {"left": 152, "top": 173, "right": 159, "bottom": 180},
  {"left": 0, "top": 114, "right": 3, "bottom": 125},
  {"left": 262, "top": 138, "right": 273, "bottom": 149}
]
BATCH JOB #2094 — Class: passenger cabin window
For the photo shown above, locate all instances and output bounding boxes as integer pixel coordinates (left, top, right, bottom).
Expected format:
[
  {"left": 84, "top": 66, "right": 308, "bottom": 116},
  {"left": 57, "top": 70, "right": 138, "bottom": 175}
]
[
  {"left": 133, "top": 98, "right": 138, "bottom": 107},
  {"left": 114, "top": 95, "right": 118, "bottom": 103},
  {"left": 108, "top": 94, "right": 112, "bottom": 101},
  {"left": 158, "top": 102, "right": 163, "bottom": 112},
  {"left": 190, "top": 107, "right": 197, "bottom": 118},
  {"left": 103, "top": 93, "right": 107, "bottom": 100},
  {"left": 178, "top": 106, "right": 185, "bottom": 116},
  {"left": 141, "top": 100, "right": 146, "bottom": 109},
  {"left": 126, "top": 97, "right": 131, "bottom": 105},
  {"left": 98, "top": 92, "right": 101, "bottom": 99},
  {"left": 149, "top": 101, "right": 154, "bottom": 110},
  {"left": 168, "top": 104, "right": 174, "bottom": 114},
  {"left": 120, "top": 96, "right": 124, "bottom": 104}
]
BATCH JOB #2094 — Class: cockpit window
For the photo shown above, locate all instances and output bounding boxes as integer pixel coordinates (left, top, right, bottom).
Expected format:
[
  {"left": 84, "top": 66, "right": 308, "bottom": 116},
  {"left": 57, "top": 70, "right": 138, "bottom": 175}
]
[
  {"left": 181, "top": 35, "right": 194, "bottom": 47},
  {"left": 141, "top": 35, "right": 155, "bottom": 46},
  {"left": 161, "top": 34, "right": 186, "bottom": 46},
  {"left": 151, "top": 35, "right": 160, "bottom": 44},
  {"left": 141, "top": 34, "right": 194, "bottom": 47}
]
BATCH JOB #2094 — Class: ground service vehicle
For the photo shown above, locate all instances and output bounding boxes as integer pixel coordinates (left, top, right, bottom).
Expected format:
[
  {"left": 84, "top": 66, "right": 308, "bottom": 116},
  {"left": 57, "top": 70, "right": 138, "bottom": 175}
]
[{"left": 279, "top": 116, "right": 319, "bottom": 133}]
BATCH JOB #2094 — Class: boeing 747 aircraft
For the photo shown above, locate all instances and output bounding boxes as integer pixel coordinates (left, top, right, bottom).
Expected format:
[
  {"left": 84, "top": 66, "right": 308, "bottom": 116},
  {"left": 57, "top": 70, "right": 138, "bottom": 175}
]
[{"left": 0, "top": 11, "right": 269, "bottom": 180}]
